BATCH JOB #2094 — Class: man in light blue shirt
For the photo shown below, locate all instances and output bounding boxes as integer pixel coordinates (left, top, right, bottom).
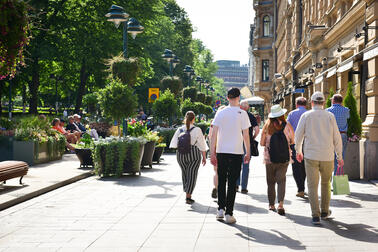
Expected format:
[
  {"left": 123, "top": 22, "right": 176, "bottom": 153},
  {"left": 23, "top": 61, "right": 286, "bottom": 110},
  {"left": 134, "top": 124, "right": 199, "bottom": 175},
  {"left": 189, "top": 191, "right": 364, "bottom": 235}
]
[
  {"left": 287, "top": 97, "right": 307, "bottom": 197},
  {"left": 326, "top": 94, "right": 350, "bottom": 174}
]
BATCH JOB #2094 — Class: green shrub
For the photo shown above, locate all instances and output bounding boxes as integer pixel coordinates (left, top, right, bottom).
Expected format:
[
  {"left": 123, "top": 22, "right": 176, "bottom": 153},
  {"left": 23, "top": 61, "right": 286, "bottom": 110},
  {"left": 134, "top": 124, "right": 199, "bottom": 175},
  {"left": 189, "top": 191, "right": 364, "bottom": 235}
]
[
  {"left": 181, "top": 98, "right": 197, "bottom": 115},
  {"left": 343, "top": 82, "right": 362, "bottom": 138},
  {"left": 152, "top": 89, "right": 179, "bottom": 125},
  {"left": 204, "top": 95, "right": 213, "bottom": 106},
  {"left": 195, "top": 122, "right": 210, "bottom": 135},
  {"left": 161, "top": 76, "right": 183, "bottom": 96},
  {"left": 156, "top": 127, "right": 177, "bottom": 152},
  {"left": 182, "top": 87, "right": 197, "bottom": 102},
  {"left": 107, "top": 56, "right": 142, "bottom": 87},
  {"left": 196, "top": 92, "right": 206, "bottom": 103},
  {"left": 98, "top": 79, "right": 138, "bottom": 135},
  {"left": 326, "top": 88, "right": 334, "bottom": 108},
  {"left": 83, "top": 92, "right": 99, "bottom": 114}
]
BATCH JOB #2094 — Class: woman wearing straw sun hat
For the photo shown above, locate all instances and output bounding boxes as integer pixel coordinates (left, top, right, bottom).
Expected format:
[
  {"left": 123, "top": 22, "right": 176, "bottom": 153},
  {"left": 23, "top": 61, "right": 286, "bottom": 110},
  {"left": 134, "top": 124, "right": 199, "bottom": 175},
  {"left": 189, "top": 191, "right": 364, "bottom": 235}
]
[{"left": 260, "top": 104, "right": 294, "bottom": 215}]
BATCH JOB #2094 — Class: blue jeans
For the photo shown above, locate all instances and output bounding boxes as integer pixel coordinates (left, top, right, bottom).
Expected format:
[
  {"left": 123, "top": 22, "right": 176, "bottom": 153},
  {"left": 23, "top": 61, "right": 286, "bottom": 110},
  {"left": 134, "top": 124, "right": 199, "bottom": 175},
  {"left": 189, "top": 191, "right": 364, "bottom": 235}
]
[
  {"left": 334, "top": 133, "right": 348, "bottom": 175},
  {"left": 237, "top": 147, "right": 250, "bottom": 190}
]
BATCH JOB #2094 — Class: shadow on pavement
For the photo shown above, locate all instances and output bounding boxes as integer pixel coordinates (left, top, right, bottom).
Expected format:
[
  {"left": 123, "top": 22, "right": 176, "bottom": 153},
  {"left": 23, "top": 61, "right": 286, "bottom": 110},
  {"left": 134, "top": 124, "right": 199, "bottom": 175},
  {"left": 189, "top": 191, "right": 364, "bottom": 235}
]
[
  {"left": 231, "top": 223, "right": 306, "bottom": 250},
  {"left": 235, "top": 202, "right": 269, "bottom": 214},
  {"left": 248, "top": 193, "right": 292, "bottom": 205},
  {"left": 295, "top": 197, "right": 362, "bottom": 208},
  {"left": 347, "top": 192, "right": 378, "bottom": 202},
  {"left": 0, "top": 184, "right": 29, "bottom": 195}
]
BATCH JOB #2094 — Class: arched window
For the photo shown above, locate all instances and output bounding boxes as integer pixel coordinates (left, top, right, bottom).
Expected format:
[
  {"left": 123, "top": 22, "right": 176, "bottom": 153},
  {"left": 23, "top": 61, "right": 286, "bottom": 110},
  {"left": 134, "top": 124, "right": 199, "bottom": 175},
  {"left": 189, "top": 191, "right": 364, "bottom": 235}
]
[{"left": 263, "top": 15, "right": 270, "bottom": 37}]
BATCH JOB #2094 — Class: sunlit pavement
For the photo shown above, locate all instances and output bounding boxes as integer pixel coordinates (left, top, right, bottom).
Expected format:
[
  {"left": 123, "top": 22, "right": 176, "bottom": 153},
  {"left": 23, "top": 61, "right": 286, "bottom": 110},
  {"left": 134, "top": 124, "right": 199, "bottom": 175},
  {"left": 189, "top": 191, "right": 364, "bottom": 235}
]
[{"left": 0, "top": 145, "right": 378, "bottom": 252}]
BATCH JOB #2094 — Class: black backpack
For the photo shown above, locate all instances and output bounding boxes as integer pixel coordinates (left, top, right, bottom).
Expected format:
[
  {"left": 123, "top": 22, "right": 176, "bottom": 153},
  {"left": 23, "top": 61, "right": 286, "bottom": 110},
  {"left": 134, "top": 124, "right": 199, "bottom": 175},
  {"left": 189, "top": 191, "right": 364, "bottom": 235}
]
[
  {"left": 177, "top": 127, "right": 195, "bottom": 154},
  {"left": 269, "top": 122, "right": 290, "bottom": 163}
]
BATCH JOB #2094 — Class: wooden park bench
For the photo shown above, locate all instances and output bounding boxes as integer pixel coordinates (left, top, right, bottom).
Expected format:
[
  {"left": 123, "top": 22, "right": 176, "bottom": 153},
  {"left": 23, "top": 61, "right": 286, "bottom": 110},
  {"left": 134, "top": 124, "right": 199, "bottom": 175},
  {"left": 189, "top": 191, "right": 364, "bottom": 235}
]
[{"left": 0, "top": 161, "right": 29, "bottom": 185}]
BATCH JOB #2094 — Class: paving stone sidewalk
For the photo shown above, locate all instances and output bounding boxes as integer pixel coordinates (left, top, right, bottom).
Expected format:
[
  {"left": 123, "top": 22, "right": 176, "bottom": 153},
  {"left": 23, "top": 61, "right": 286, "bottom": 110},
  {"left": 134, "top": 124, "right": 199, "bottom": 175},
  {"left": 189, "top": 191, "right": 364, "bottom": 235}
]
[
  {"left": 0, "top": 154, "right": 92, "bottom": 210},
  {"left": 0, "top": 149, "right": 377, "bottom": 251}
]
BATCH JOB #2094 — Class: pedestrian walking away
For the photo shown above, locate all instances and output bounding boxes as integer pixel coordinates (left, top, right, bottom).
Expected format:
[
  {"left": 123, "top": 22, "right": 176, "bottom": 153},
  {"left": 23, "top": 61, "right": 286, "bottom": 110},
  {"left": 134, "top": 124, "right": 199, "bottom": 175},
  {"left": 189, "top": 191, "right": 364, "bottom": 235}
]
[
  {"left": 260, "top": 105, "right": 294, "bottom": 216},
  {"left": 326, "top": 94, "right": 350, "bottom": 175},
  {"left": 210, "top": 88, "right": 251, "bottom": 224},
  {"left": 236, "top": 100, "right": 260, "bottom": 194},
  {"left": 287, "top": 97, "right": 308, "bottom": 198},
  {"left": 295, "top": 91, "right": 343, "bottom": 225},
  {"left": 170, "top": 111, "right": 208, "bottom": 204}
]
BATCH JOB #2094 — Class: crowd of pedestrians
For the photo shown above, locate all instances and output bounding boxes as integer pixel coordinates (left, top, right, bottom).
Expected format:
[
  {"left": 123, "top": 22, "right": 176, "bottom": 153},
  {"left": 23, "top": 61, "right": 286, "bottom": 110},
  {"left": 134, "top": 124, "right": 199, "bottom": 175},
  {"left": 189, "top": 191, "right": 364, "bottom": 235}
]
[{"left": 170, "top": 87, "right": 347, "bottom": 226}]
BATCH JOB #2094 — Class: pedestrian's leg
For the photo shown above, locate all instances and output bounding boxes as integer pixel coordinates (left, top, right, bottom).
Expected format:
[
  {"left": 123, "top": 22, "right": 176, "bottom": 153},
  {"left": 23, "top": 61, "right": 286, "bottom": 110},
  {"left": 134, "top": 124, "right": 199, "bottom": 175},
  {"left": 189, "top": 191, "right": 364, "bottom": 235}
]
[
  {"left": 241, "top": 159, "right": 250, "bottom": 190},
  {"left": 305, "top": 159, "right": 321, "bottom": 217},
  {"left": 319, "top": 160, "right": 333, "bottom": 214},
  {"left": 177, "top": 153, "right": 188, "bottom": 192},
  {"left": 217, "top": 154, "right": 227, "bottom": 210},
  {"left": 291, "top": 145, "right": 302, "bottom": 192},
  {"left": 186, "top": 149, "right": 201, "bottom": 195},
  {"left": 213, "top": 166, "right": 218, "bottom": 188},
  {"left": 276, "top": 162, "right": 289, "bottom": 206},
  {"left": 300, "top": 160, "right": 306, "bottom": 193},
  {"left": 225, "top": 155, "right": 243, "bottom": 216},
  {"left": 266, "top": 164, "right": 276, "bottom": 207},
  {"left": 341, "top": 133, "right": 348, "bottom": 160}
]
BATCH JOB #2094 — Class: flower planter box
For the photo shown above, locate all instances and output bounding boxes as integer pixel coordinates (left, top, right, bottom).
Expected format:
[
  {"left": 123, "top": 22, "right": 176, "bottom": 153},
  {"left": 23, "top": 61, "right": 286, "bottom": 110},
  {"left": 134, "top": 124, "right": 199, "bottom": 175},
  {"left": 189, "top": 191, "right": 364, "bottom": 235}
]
[
  {"left": 141, "top": 141, "right": 156, "bottom": 168},
  {"left": 12, "top": 140, "right": 64, "bottom": 166},
  {"left": 152, "top": 146, "right": 164, "bottom": 163},
  {"left": 124, "top": 142, "right": 144, "bottom": 174},
  {"left": 344, "top": 141, "right": 360, "bottom": 180},
  {"left": 75, "top": 148, "right": 94, "bottom": 168},
  {"left": 0, "top": 136, "right": 14, "bottom": 162}
]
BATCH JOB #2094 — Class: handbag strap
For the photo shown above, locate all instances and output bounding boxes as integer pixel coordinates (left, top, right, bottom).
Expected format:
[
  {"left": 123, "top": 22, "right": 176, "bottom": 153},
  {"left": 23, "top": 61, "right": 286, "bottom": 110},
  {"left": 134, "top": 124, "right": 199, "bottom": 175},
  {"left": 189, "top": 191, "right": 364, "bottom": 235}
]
[{"left": 336, "top": 165, "right": 344, "bottom": 175}]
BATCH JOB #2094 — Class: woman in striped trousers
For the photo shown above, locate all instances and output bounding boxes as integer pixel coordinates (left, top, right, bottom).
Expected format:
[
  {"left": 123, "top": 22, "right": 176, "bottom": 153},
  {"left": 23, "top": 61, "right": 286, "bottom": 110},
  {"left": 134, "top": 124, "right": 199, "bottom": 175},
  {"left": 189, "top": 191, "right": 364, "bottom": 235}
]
[{"left": 170, "top": 111, "right": 208, "bottom": 204}]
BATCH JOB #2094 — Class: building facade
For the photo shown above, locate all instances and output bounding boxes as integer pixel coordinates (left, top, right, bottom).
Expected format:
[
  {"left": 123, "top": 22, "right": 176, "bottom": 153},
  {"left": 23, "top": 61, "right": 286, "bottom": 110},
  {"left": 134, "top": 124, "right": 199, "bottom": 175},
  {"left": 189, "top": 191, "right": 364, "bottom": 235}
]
[
  {"left": 252, "top": 0, "right": 276, "bottom": 115},
  {"left": 251, "top": 0, "right": 378, "bottom": 179},
  {"left": 214, "top": 60, "right": 249, "bottom": 90}
]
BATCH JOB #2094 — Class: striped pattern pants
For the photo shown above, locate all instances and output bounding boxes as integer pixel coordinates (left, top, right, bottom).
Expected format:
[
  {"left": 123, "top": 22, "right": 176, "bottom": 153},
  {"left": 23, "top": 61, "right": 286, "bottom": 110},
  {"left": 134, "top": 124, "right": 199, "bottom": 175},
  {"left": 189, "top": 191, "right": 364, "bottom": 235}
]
[{"left": 177, "top": 145, "right": 201, "bottom": 194}]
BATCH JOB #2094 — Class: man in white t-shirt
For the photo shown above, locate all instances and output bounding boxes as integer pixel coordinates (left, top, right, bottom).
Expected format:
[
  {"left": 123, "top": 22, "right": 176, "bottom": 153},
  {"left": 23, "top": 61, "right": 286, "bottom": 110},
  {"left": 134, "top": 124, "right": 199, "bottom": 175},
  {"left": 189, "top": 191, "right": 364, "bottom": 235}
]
[{"left": 210, "top": 88, "right": 251, "bottom": 224}]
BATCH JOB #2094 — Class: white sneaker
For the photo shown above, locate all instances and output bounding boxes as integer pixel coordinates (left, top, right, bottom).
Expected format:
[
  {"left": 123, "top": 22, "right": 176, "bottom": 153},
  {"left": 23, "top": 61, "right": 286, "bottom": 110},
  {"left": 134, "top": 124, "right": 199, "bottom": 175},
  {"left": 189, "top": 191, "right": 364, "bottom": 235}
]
[
  {"left": 225, "top": 214, "right": 236, "bottom": 224},
  {"left": 216, "top": 209, "right": 225, "bottom": 220}
]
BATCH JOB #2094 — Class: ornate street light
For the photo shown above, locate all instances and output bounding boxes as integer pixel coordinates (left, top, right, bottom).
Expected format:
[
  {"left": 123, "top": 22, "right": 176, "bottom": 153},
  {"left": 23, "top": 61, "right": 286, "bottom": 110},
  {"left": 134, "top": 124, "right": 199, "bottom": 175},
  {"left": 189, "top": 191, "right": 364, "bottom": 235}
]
[
  {"left": 162, "top": 49, "right": 180, "bottom": 76},
  {"left": 183, "top": 65, "right": 194, "bottom": 87},
  {"left": 105, "top": 5, "right": 144, "bottom": 58},
  {"left": 195, "top": 76, "right": 203, "bottom": 92}
]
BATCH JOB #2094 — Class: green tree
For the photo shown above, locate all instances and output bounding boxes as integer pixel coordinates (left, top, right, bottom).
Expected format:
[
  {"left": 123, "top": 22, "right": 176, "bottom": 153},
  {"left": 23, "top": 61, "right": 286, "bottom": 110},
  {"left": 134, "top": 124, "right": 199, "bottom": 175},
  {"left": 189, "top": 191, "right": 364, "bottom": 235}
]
[
  {"left": 343, "top": 82, "right": 362, "bottom": 138},
  {"left": 181, "top": 98, "right": 197, "bottom": 115},
  {"left": 98, "top": 79, "right": 138, "bottom": 136},
  {"left": 107, "top": 56, "right": 143, "bottom": 87},
  {"left": 152, "top": 89, "right": 179, "bottom": 126},
  {"left": 326, "top": 88, "right": 334, "bottom": 108},
  {"left": 204, "top": 95, "right": 213, "bottom": 106},
  {"left": 196, "top": 92, "right": 205, "bottom": 103}
]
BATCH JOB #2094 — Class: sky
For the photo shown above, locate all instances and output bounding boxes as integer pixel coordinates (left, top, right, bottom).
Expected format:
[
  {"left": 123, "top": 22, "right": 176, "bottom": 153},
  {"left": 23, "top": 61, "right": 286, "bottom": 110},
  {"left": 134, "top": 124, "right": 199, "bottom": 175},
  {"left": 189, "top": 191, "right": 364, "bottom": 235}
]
[{"left": 176, "top": 0, "right": 254, "bottom": 65}]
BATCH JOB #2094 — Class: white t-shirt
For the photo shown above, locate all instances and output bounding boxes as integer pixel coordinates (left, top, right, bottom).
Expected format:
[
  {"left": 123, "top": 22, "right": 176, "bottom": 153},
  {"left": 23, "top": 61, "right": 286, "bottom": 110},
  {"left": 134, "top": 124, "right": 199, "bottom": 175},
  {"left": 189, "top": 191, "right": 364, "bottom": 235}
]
[
  {"left": 212, "top": 106, "right": 251, "bottom": 154},
  {"left": 169, "top": 125, "right": 209, "bottom": 152}
]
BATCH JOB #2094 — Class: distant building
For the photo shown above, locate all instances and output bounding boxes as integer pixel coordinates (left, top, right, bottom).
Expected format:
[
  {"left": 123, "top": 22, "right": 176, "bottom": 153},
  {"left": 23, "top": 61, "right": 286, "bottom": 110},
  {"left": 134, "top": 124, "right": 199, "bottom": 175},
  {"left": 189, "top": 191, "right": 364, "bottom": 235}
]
[{"left": 214, "top": 60, "right": 248, "bottom": 90}]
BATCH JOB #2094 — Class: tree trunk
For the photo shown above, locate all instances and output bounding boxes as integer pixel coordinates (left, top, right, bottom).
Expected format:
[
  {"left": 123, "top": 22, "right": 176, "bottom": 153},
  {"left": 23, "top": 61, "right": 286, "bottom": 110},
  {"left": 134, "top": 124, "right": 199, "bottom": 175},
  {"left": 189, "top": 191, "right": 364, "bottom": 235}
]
[
  {"left": 74, "top": 60, "right": 89, "bottom": 114},
  {"left": 29, "top": 57, "right": 40, "bottom": 115},
  {"left": 22, "top": 83, "right": 26, "bottom": 113}
]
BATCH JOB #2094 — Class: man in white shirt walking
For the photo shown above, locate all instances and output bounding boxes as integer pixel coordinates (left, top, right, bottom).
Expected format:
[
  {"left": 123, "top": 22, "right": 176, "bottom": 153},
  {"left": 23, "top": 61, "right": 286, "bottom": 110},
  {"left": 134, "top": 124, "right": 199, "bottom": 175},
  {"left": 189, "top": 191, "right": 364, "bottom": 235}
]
[
  {"left": 295, "top": 91, "right": 343, "bottom": 225},
  {"left": 210, "top": 88, "right": 251, "bottom": 224}
]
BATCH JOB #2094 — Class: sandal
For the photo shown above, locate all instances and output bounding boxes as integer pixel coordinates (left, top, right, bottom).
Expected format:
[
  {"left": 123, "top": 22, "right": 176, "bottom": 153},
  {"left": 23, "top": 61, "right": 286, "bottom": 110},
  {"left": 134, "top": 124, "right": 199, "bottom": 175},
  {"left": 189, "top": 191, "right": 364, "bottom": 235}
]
[
  {"left": 269, "top": 205, "right": 276, "bottom": 212},
  {"left": 277, "top": 207, "right": 285, "bottom": 216},
  {"left": 186, "top": 198, "right": 195, "bottom": 204}
]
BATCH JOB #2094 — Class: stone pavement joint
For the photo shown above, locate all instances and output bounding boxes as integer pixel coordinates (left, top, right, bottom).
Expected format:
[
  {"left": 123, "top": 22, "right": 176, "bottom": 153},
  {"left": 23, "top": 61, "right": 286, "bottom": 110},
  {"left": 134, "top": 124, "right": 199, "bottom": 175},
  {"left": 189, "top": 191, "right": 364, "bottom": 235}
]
[{"left": 0, "top": 150, "right": 377, "bottom": 251}]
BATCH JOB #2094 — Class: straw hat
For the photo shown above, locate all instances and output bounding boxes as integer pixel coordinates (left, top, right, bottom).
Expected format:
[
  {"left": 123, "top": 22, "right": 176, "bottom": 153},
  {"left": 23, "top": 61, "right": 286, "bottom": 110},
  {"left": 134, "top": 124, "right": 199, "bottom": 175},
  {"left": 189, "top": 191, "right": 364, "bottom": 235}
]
[{"left": 268, "top": 104, "right": 287, "bottom": 118}]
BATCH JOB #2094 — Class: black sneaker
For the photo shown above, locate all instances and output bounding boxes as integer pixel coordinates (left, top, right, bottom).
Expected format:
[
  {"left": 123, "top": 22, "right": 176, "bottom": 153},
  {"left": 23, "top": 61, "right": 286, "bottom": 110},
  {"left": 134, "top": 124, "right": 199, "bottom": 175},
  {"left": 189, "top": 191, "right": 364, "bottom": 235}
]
[
  {"left": 241, "top": 189, "right": 248, "bottom": 194},
  {"left": 321, "top": 210, "right": 332, "bottom": 219},
  {"left": 312, "top": 217, "right": 321, "bottom": 225},
  {"left": 211, "top": 188, "right": 217, "bottom": 199},
  {"left": 186, "top": 198, "right": 195, "bottom": 204}
]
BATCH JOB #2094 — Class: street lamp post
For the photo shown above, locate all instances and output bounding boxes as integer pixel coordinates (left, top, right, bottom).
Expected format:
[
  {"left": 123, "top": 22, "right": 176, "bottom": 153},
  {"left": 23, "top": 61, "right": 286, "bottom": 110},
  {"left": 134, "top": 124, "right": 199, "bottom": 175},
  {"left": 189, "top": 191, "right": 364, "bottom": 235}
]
[
  {"left": 106, "top": 4, "right": 144, "bottom": 136},
  {"left": 195, "top": 76, "right": 203, "bottom": 92},
  {"left": 162, "top": 49, "right": 180, "bottom": 76},
  {"left": 204, "top": 80, "right": 210, "bottom": 95},
  {"left": 183, "top": 65, "right": 194, "bottom": 87}
]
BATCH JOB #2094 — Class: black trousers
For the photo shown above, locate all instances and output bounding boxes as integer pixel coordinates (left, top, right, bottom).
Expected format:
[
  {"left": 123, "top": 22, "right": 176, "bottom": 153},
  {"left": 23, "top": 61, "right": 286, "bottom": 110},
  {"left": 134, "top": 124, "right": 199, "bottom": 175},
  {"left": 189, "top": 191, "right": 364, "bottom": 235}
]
[
  {"left": 217, "top": 153, "right": 243, "bottom": 216},
  {"left": 290, "top": 144, "right": 306, "bottom": 192}
]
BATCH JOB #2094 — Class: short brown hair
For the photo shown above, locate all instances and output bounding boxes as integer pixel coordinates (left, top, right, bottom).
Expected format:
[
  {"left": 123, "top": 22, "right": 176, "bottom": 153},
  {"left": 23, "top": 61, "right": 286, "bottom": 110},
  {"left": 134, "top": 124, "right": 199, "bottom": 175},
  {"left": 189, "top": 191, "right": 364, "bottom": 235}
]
[
  {"left": 332, "top": 94, "right": 343, "bottom": 104},
  {"left": 296, "top": 97, "right": 307, "bottom": 106}
]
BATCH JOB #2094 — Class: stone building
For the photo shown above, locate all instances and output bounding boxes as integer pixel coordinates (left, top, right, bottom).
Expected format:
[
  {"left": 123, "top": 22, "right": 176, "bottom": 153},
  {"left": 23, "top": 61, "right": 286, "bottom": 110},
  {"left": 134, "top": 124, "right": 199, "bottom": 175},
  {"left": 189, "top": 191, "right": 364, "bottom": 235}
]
[
  {"left": 252, "top": 0, "right": 276, "bottom": 115},
  {"left": 251, "top": 0, "right": 378, "bottom": 179}
]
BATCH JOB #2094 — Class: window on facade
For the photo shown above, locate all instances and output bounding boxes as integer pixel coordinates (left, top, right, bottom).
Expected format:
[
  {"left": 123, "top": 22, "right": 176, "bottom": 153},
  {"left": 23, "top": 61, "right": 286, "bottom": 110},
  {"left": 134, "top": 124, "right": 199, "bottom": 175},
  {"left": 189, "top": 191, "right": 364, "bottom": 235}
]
[
  {"left": 262, "top": 60, "right": 269, "bottom": 81},
  {"left": 263, "top": 15, "right": 270, "bottom": 37}
]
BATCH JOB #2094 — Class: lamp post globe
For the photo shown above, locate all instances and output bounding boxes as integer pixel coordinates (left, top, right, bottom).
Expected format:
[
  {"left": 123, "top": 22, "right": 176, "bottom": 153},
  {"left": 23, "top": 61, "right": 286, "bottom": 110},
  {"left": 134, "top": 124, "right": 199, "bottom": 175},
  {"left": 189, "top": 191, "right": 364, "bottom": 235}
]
[
  {"left": 172, "top": 55, "right": 180, "bottom": 68},
  {"left": 183, "top": 65, "right": 193, "bottom": 87},
  {"left": 105, "top": 5, "right": 129, "bottom": 28},
  {"left": 195, "top": 76, "right": 203, "bottom": 92},
  {"left": 127, "top": 17, "right": 144, "bottom": 39}
]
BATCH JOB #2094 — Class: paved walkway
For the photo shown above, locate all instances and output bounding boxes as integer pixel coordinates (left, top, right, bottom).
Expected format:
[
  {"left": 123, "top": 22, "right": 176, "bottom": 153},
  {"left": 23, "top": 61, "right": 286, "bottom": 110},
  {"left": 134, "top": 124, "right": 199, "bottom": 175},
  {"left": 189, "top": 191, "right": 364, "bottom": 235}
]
[
  {"left": 0, "top": 149, "right": 378, "bottom": 251},
  {"left": 0, "top": 154, "right": 92, "bottom": 210}
]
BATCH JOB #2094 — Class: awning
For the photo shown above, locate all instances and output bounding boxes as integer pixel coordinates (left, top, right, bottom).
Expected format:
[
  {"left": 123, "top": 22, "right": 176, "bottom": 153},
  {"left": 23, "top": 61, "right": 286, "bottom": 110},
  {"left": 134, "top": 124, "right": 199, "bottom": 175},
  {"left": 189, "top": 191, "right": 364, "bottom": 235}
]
[
  {"left": 326, "top": 66, "right": 337, "bottom": 78},
  {"left": 315, "top": 74, "right": 323, "bottom": 84},
  {"left": 337, "top": 58, "right": 353, "bottom": 73},
  {"left": 363, "top": 44, "right": 378, "bottom": 61}
]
